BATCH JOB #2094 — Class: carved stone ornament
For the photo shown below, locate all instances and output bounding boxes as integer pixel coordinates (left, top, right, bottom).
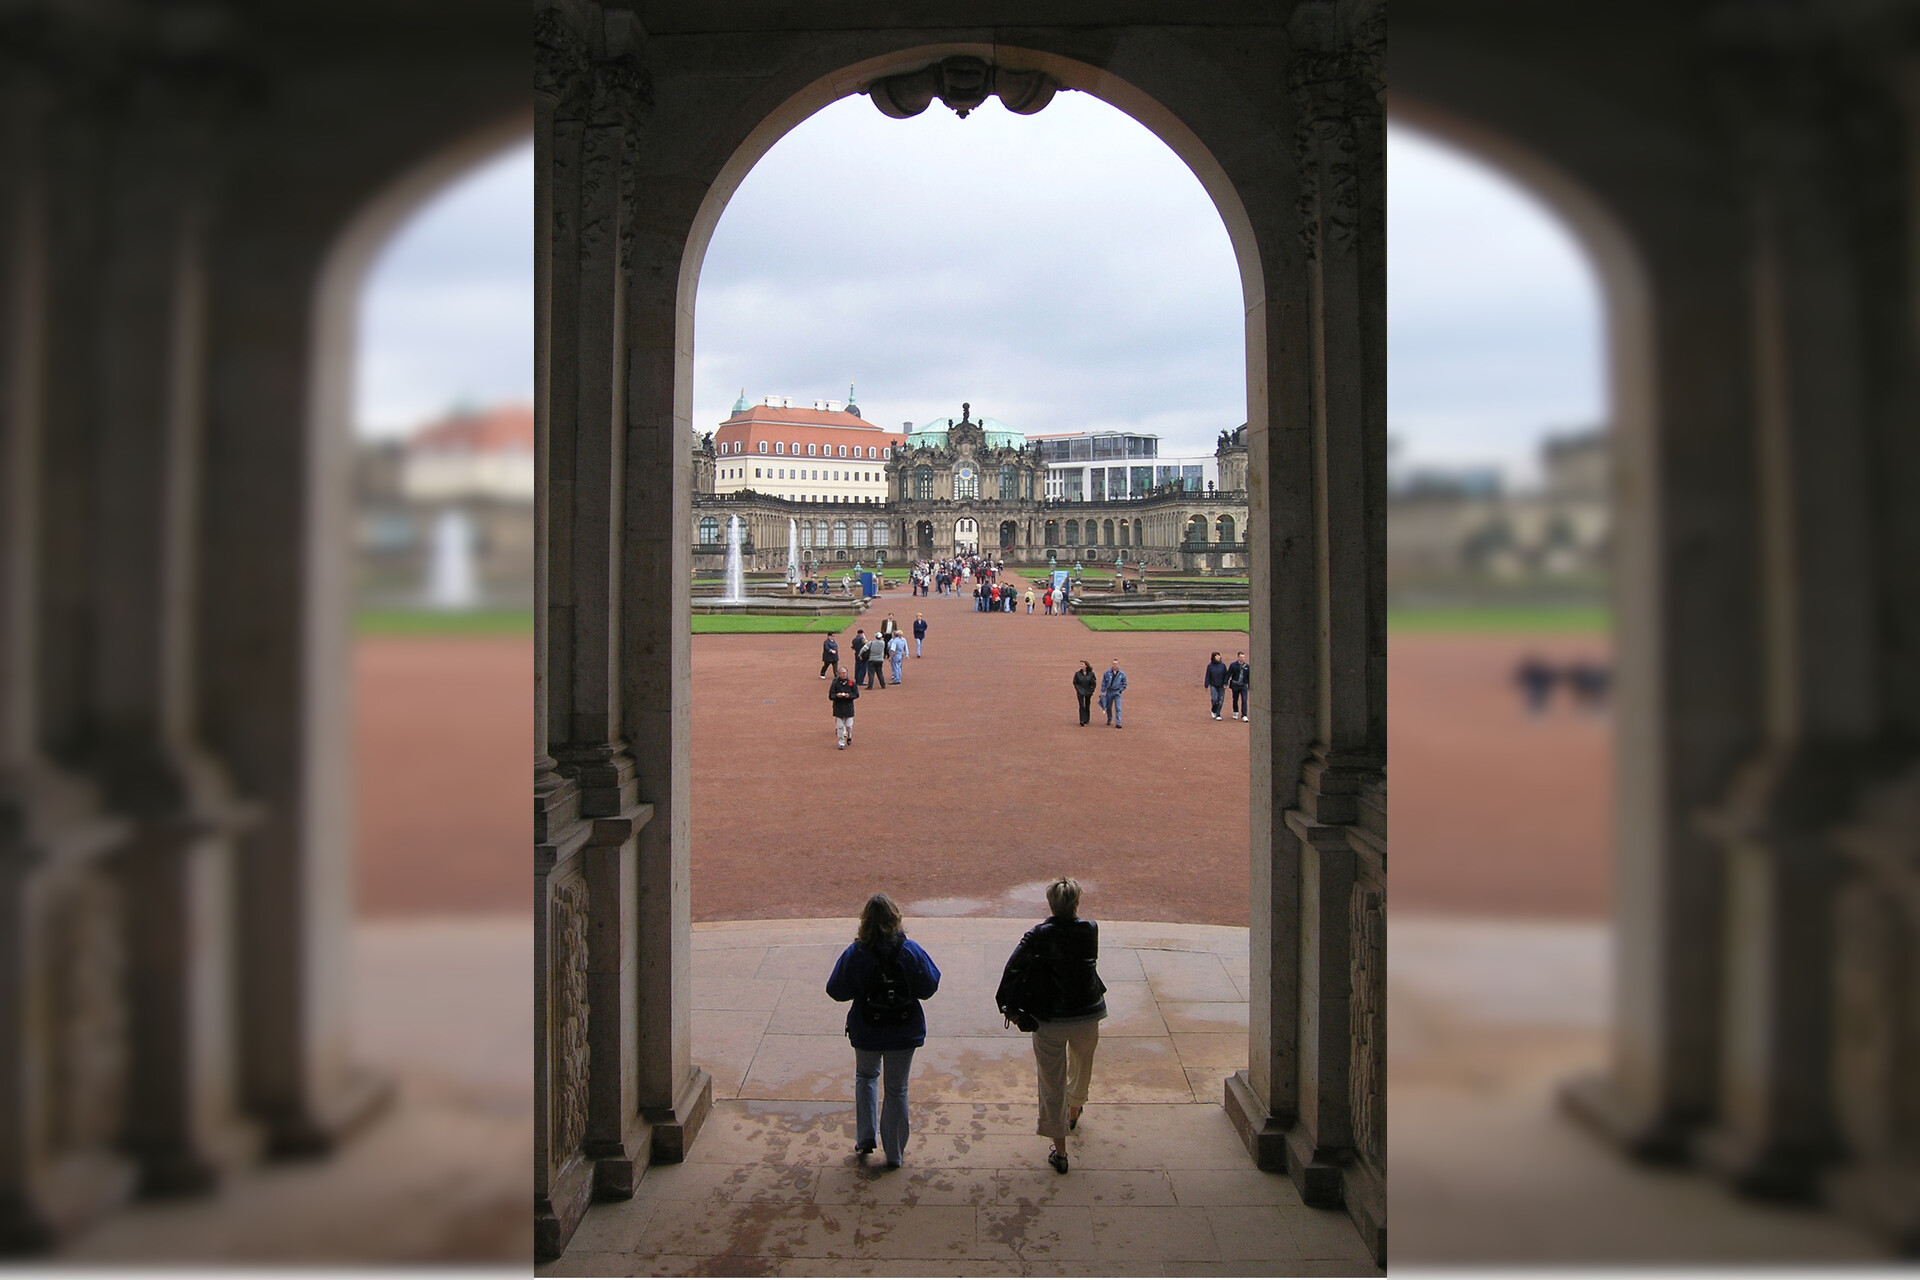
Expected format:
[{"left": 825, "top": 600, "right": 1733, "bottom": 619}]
[
  {"left": 44, "top": 869, "right": 126, "bottom": 1155},
  {"left": 867, "top": 57, "right": 1061, "bottom": 120},
  {"left": 1348, "top": 884, "right": 1386, "bottom": 1170},
  {"left": 552, "top": 878, "right": 591, "bottom": 1157},
  {"left": 1288, "top": 1, "right": 1384, "bottom": 258}
]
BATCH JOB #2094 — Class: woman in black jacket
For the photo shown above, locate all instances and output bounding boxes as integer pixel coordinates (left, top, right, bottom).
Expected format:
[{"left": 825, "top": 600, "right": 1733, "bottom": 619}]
[
  {"left": 1072, "top": 661, "right": 1097, "bottom": 727},
  {"left": 998, "top": 877, "right": 1107, "bottom": 1173}
]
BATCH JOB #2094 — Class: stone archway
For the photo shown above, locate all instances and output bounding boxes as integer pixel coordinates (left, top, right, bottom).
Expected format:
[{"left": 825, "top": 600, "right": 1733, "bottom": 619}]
[{"left": 536, "top": 6, "right": 1384, "bottom": 1262}]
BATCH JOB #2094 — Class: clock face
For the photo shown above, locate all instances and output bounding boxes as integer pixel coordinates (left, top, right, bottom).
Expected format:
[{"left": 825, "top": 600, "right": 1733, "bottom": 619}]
[{"left": 956, "top": 466, "right": 974, "bottom": 481}]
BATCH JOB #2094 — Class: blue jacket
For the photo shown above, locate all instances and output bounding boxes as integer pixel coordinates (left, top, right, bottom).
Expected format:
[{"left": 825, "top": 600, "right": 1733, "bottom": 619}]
[
  {"left": 826, "top": 936, "right": 941, "bottom": 1050},
  {"left": 1100, "top": 668, "right": 1128, "bottom": 697}
]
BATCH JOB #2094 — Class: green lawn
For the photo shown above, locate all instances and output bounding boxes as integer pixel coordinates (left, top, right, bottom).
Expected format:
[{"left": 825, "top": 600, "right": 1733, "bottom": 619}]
[
  {"left": 1079, "top": 612, "right": 1250, "bottom": 632},
  {"left": 357, "top": 608, "right": 534, "bottom": 636},
  {"left": 1387, "top": 605, "right": 1609, "bottom": 634},
  {"left": 691, "top": 614, "right": 853, "bottom": 634}
]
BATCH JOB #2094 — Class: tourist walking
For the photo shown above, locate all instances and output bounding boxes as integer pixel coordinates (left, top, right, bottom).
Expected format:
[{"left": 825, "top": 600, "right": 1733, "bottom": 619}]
[
  {"left": 1026, "top": 588, "right": 1035, "bottom": 614},
  {"left": 1204, "top": 651, "right": 1229, "bottom": 720},
  {"left": 1226, "top": 650, "right": 1251, "bottom": 721},
  {"left": 851, "top": 629, "right": 869, "bottom": 688},
  {"left": 820, "top": 633, "right": 839, "bottom": 680},
  {"left": 829, "top": 665, "right": 860, "bottom": 748},
  {"left": 826, "top": 894, "right": 941, "bottom": 1169},
  {"left": 995, "top": 878, "right": 1107, "bottom": 1175},
  {"left": 1514, "top": 654, "right": 1556, "bottom": 714},
  {"left": 1072, "top": 661, "right": 1096, "bottom": 726},
  {"left": 1098, "top": 660, "right": 1127, "bottom": 728},
  {"left": 913, "top": 614, "right": 927, "bottom": 657},
  {"left": 888, "top": 630, "right": 907, "bottom": 684}
]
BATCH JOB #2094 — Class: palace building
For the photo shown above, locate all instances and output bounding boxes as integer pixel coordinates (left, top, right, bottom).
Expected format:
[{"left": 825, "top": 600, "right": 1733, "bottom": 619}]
[
  {"left": 694, "top": 400, "right": 1250, "bottom": 572},
  {"left": 709, "top": 387, "right": 898, "bottom": 504}
]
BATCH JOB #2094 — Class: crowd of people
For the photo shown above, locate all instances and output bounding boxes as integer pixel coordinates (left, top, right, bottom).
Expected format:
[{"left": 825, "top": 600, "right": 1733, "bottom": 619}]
[{"left": 825, "top": 877, "right": 1108, "bottom": 1174}]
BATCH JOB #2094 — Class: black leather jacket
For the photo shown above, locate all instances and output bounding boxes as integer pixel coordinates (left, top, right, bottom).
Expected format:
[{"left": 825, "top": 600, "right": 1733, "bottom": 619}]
[{"left": 1005, "top": 916, "right": 1108, "bottom": 1022}]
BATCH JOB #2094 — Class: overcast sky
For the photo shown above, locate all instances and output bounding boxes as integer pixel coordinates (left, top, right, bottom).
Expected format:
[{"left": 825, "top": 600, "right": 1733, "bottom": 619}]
[{"left": 356, "top": 101, "right": 1603, "bottom": 482}]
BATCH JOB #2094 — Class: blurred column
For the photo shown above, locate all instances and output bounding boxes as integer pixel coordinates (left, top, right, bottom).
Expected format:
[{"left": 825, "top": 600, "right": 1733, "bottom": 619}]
[
  {"left": 1691, "top": 49, "right": 1886, "bottom": 1200},
  {"left": 1227, "top": 1, "right": 1387, "bottom": 1262},
  {"left": 0, "top": 56, "right": 135, "bottom": 1251},
  {"left": 69, "top": 65, "right": 261, "bottom": 1195}
]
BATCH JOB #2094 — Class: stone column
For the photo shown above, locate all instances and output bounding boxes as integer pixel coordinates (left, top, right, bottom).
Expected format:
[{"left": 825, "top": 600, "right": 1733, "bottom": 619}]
[
  {"left": 535, "top": 6, "right": 707, "bottom": 1260},
  {"left": 0, "top": 60, "right": 135, "bottom": 1251},
  {"left": 618, "top": 16, "right": 712, "bottom": 1173},
  {"left": 67, "top": 68, "right": 260, "bottom": 1197},
  {"left": 1690, "top": 61, "right": 1881, "bottom": 1198},
  {"left": 1226, "top": 1, "right": 1386, "bottom": 1257}
]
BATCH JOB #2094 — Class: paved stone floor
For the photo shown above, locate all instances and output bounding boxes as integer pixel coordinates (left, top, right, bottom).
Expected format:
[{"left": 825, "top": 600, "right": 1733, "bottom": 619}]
[
  {"left": 542, "top": 916, "right": 1380, "bottom": 1277},
  {"left": 1390, "top": 915, "right": 1884, "bottom": 1264}
]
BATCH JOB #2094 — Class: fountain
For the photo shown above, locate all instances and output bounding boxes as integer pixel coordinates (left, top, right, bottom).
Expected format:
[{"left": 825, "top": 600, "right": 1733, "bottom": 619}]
[
  {"left": 722, "top": 515, "right": 747, "bottom": 602},
  {"left": 693, "top": 511, "right": 865, "bottom": 617},
  {"left": 425, "top": 507, "right": 478, "bottom": 609}
]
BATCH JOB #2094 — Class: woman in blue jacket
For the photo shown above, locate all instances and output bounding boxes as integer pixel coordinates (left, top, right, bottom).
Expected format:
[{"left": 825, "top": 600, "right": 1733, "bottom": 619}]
[{"left": 825, "top": 894, "right": 940, "bottom": 1168}]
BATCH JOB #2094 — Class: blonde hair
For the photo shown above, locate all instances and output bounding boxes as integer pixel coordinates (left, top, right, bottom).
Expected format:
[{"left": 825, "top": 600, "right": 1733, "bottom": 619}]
[
  {"left": 1045, "top": 877, "right": 1082, "bottom": 919},
  {"left": 857, "top": 893, "right": 904, "bottom": 951}
]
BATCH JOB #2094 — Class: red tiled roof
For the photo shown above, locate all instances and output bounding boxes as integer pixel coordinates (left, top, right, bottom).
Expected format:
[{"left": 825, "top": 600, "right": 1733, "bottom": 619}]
[
  {"left": 411, "top": 403, "right": 534, "bottom": 453},
  {"left": 722, "top": 404, "right": 890, "bottom": 431},
  {"left": 716, "top": 404, "right": 905, "bottom": 460}
]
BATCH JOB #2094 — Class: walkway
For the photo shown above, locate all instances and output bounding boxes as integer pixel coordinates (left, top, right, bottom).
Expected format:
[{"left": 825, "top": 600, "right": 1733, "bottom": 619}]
[{"left": 541, "top": 916, "right": 1379, "bottom": 1276}]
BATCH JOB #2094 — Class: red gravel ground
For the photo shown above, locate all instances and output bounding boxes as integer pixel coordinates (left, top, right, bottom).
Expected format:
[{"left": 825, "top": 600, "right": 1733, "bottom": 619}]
[
  {"left": 1387, "top": 632, "right": 1612, "bottom": 919},
  {"left": 354, "top": 637, "right": 531, "bottom": 916},
  {"left": 690, "top": 572, "right": 1253, "bottom": 926},
  {"left": 351, "top": 600, "right": 1612, "bottom": 924}
]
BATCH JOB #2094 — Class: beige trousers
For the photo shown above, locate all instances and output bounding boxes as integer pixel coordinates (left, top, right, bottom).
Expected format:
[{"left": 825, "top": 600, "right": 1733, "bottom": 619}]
[{"left": 1033, "top": 1018, "right": 1100, "bottom": 1140}]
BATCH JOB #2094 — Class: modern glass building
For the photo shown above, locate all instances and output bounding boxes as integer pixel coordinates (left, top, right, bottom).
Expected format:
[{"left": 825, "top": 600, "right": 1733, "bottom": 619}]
[{"left": 1031, "top": 431, "right": 1217, "bottom": 501}]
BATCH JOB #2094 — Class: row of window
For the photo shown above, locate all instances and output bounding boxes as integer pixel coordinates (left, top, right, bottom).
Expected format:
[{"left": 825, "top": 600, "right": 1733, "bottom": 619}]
[
  {"left": 720, "top": 439, "right": 889, "bottom": 459},
  {"left": 697, "top": 517, "right": 890, "bottom": 548},
  {"left": 739, "top": 466, "right": 880, "bottom": 482},
  {"left": 909, "top": 466, "right": 1033, "bottom": 501},
  {"left": 1044, "top": 517, "right": 1145, "bottom": 548}
]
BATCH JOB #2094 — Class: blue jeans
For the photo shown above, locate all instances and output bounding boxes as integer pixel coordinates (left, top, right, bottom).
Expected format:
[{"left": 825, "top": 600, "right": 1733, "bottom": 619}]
[
  {"left": 854, "top": 1047, "right": 915, "bottom": 1165},
  {"left": 1209, "top": 686, "right": 1224, "bottom": 715},
  {"left": 914, "top": 636, "right": 922, "bottom": 656},
  {"left": 1107, "top": 692, "right": 1123, "bottom": 726},
  {"left": 890, "top": 656, "right": 903, "bottom": 682}
]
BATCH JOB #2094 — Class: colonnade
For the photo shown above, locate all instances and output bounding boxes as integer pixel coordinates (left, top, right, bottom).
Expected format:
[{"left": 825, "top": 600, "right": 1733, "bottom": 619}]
[
  {"left": 0, "top": 2, "right": 524, "bottom": 1251},
  {"left": 536, "top": 0, "right": 1386, "bottom": 1263},
  {"left": 1401, "top": 3, "right": 1920, "bottom": 1244}
]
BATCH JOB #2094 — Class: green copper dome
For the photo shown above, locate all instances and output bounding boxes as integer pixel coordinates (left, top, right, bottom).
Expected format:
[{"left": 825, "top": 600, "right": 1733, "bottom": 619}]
[
  {"left": 907, "top": 412, "right": 1024, "bottom": 452},
  {"left": 730, "top": 387, "right": 752, "bottom": 414}
]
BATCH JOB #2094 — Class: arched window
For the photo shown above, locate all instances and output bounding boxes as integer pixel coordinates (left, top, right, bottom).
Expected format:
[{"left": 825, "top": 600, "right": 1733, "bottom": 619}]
[
  {"left": 800, "top": 522, "right": 813, "bottom": 548},
  {"left": 999, "top": 466, "right": 1017, "bottom": 500},
  {"left": 1103, "top": 519, "right": 1115, "bottom": 546},
  {"left": 914, "top": 467, "right": 934, "bottom": 501},
  {"left": 955, "top": 470, "right": 978, "bottom": 500},
  {"left": 1217, "top": 514, "right": 1236, "bottom": 543},
  {"left": 1133, "top": 519, "right": 1143, "bottom": 546},
  {"left": 807, "top": 443, "right": 816, "bottom": 456},
  {"left": 816, "top": 520, "right": 830, "bottom": 546},
  {"left": 1066, "top": 520, "right": 1080, "bottom": 547},
  {"left": 758, "top": 441, "right": 768, "bottom": 454},
  {"left": 851, "top": 522, "right": 869, "bottom": 548},
  {"left": 698, "top": 516, "right": 719, "bottom": 544},
  {"left": 1186, "top": 514, "right": 1208, "bottom": 544},
  {"left": 1045, "top": 520, "right": 1058, "bottom": 547},
  {"left": 839, "top": 445, "right": 848, "bottom": 457},
  {"left": 872, "top": 522, "right": 889, "bottom": 547},
  {"left": 868, "top": 446, "right": 877, "bottom": 459},
  {"left": 1119, "top": 520, "right": 1130, "bottom": 548}
]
